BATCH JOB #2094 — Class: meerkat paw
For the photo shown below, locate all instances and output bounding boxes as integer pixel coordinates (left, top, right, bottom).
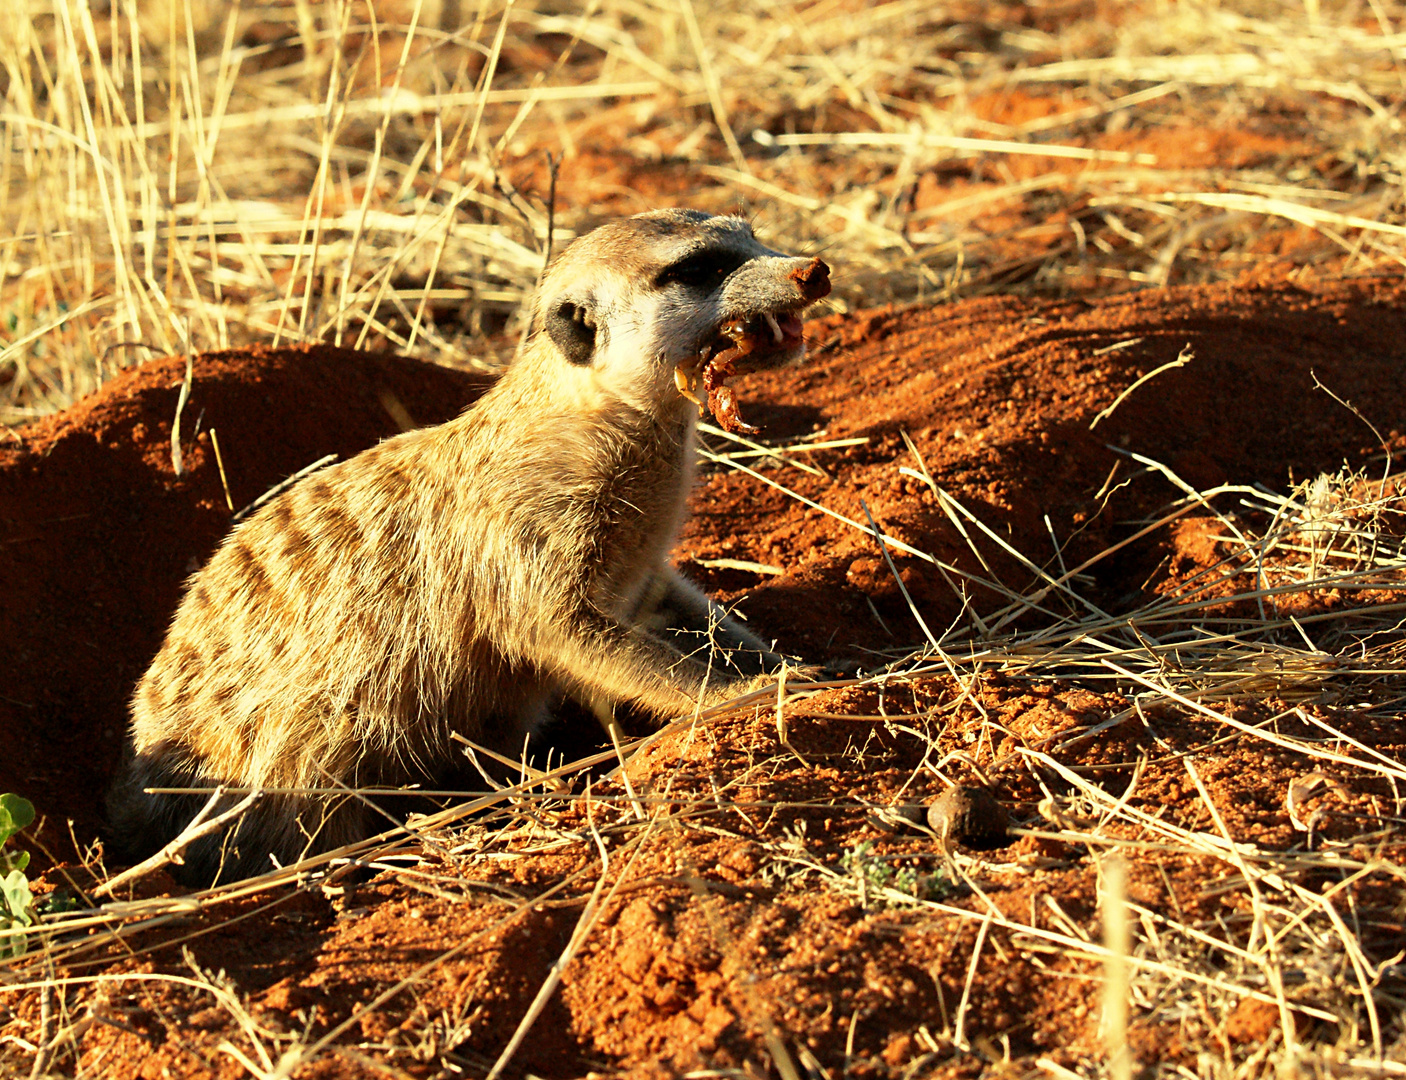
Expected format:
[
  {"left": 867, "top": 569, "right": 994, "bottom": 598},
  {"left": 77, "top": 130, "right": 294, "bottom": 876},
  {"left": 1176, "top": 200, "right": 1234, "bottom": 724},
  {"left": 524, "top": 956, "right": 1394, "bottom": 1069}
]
[
  {"left": 703, "top": 664, "right": 823, "bottom": 708},
  {"left": 782, "top": 662, "right": 830, "bottom": 683}
]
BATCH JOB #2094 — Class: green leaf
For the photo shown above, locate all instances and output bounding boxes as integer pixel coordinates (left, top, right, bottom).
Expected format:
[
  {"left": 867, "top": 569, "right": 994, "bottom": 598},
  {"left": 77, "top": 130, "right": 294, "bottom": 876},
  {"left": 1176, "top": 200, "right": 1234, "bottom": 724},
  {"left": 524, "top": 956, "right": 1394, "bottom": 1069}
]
[
  {"left": 37, "top": 890, "right": 80, "bottom": 916},
  {"left": 0, "top": 849, "right": 29, "bottom": 876},
  {"left": 0, "top": 868, "right": 34, "bottom": 958},
  {"left": 0, "top": 794, "right": 35, "bottom": 848},
  {"left": 0, "top": 868, "right": 33, "bottom": 921},
  {"left": 0, "top": 921, "right": 30, "bottom": 959}
]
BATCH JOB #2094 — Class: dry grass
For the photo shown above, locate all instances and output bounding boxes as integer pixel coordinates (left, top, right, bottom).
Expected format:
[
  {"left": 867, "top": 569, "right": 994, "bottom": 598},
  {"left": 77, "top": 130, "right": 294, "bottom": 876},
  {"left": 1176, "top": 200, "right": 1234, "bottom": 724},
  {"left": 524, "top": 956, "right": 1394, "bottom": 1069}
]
[
  {"left": 3, "top": 0, "right": 1406, "bottom": 1075},
  {"left": 3, "top": 0, "right": 1406, "bottom": 422}
]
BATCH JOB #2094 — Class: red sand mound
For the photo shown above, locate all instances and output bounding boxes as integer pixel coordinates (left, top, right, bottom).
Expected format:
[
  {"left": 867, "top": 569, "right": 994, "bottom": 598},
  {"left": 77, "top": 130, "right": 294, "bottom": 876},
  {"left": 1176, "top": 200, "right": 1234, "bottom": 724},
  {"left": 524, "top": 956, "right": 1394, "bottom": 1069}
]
[
  {"left": 0, "top": 347, "right": 492, "bottom": 855},
  {"left": 3, "top": 274, "right": 1405, "bottom": 1077},
  {"left": 682, "top": 272, "right": 1406, "bottom": 661}
]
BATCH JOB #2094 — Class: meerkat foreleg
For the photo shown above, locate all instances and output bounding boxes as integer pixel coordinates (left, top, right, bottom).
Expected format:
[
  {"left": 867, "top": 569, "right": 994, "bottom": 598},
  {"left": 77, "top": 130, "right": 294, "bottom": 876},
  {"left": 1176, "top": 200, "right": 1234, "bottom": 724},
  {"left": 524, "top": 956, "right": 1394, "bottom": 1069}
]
[
  {"left": 633, "top": 569, "right": 785, "bottom": 678},
  {"left": 527, "top": 600, "right": 755, "bottom": 721}
]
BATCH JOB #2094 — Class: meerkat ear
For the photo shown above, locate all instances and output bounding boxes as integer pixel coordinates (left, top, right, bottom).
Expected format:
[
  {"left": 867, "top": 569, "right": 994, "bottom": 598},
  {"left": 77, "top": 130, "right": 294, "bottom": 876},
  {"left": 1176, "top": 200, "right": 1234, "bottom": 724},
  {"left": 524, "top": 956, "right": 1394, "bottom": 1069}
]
[{"left": 545, "top": 299, "right": 598, "bottom": 366}]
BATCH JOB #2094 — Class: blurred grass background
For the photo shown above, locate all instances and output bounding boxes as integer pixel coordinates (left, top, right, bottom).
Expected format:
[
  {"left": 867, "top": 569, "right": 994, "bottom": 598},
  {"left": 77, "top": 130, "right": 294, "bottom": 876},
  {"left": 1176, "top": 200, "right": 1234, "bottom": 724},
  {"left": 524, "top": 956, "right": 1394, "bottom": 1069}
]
[{"left": 1, "top": 0, "right": 1403, "bottom": 423}]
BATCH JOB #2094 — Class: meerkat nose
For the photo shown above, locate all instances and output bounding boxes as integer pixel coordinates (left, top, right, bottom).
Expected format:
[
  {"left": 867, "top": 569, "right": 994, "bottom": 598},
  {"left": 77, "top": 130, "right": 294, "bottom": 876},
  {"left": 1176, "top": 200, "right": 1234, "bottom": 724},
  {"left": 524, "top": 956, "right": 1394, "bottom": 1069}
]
[
  {"left": 790, "top": 257, "right": 831, "bottom": 302},
  {"left": 764, "top": 312, "right": 784, "bottom": 342}
]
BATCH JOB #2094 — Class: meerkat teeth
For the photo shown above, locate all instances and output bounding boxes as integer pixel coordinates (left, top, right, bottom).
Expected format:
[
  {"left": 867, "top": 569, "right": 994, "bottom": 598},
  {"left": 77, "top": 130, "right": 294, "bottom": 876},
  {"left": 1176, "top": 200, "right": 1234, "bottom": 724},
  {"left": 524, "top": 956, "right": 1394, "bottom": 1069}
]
[
  {"left": 673, "top": 364, "right": 703, "bottom": 405},
  {"left": 764, "top": 312, "right": 784, "bottom": 342}
]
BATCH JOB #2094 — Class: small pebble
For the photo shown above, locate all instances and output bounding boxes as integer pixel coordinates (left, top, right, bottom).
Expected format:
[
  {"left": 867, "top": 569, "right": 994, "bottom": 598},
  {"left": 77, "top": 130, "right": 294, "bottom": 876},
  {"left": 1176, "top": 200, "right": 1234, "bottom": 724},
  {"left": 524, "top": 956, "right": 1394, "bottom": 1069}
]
[{"left": 926, "top": 785, "right": 1011, "bottom": 850}]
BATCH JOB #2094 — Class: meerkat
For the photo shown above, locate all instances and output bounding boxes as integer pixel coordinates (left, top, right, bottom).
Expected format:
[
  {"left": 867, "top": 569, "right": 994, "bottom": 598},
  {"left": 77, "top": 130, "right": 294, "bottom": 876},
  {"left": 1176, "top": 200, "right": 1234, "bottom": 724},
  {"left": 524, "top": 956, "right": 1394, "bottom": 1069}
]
[{"left": 108, "top": 209, "right": 831, "bottom": 884}]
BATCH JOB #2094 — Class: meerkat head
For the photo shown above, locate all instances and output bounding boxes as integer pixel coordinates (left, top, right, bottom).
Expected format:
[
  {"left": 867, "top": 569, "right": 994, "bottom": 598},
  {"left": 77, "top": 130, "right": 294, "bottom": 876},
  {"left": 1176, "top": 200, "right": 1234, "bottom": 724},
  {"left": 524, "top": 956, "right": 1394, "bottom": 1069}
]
[{"left": 529, "top": 209, "right": 830, "bottom": 416}]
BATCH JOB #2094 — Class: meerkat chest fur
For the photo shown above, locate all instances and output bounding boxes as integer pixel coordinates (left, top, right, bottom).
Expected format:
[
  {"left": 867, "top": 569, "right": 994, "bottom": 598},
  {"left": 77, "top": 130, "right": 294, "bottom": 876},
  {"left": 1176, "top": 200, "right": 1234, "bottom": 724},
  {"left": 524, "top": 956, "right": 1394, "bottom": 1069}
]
[
  {"left": 570, "top": 408, "right": 697, "bottom": 614},
  {"left": 488, "top": 350, "right": 698, "bottom": 618}
]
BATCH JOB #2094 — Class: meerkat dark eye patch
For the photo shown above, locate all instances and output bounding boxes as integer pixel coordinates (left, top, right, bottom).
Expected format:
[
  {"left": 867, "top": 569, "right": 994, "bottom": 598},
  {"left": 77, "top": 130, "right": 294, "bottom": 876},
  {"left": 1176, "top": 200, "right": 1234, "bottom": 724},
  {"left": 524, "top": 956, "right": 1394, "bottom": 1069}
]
[
  {"left": 546, "top": 300, "right": 597, "bottom": 366},
  {"left": 655, "top": 249, "right": 749, "bottom": 291}
]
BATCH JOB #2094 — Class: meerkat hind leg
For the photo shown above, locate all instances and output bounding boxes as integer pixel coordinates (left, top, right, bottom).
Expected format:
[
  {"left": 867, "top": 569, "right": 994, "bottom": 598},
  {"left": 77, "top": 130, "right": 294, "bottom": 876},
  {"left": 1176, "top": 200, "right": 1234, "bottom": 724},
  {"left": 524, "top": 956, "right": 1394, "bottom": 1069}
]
[{"left": 107, "top": 745, "right": 360, "bottom": 886}]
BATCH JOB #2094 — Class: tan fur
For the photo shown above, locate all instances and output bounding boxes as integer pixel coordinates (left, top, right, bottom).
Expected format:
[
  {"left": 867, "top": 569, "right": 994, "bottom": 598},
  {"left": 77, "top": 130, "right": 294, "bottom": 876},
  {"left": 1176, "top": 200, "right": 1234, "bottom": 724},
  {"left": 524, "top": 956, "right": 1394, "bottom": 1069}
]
[{"left": 109, "top": 209, "right": 828, "bottom": 883}]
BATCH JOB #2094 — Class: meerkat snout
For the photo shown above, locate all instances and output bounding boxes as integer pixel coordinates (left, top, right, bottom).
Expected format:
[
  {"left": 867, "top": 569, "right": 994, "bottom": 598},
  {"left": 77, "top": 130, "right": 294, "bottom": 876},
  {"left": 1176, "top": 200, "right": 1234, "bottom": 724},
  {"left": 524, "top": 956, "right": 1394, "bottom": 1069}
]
[{"left": 108, "top": 208, "right": 831, "bottom": 884}]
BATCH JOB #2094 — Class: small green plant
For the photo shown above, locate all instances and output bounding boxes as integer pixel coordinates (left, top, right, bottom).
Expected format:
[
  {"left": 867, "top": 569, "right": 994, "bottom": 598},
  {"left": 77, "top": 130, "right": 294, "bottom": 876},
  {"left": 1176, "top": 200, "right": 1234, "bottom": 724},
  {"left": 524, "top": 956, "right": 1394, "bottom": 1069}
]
[
  {"left": 0, "top": 793, "right": 37, "bottom": 959},
  {"left": 841, "top": 841, "right": 953, "bottom": 906}
]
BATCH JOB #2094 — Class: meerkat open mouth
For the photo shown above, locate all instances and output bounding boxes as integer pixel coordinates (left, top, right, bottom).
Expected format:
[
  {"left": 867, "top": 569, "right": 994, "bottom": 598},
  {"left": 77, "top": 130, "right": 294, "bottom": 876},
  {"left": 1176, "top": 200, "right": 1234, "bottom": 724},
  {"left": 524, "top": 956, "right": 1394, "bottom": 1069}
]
[
  {"left": 674, "top": 314, "right": 806, "bottom": 435},
  {"left": 704, "top": 313, "right": 806, "bottom": 434},
  {"left": 674, "top": 257, "right": 830, "bottom": 435},
  {"left": 716, "top": 311, "right": 808, "bottom": 362}
]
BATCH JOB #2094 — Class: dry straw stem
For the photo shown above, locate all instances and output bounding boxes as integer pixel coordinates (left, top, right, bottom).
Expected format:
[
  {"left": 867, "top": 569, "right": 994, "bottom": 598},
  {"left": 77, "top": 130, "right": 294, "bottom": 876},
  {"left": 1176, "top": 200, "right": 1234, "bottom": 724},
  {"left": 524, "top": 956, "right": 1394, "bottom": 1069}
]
[
  {"left": 1099, "top": 854, "right": 1132, "bottom": 1080},
  {"left": 1088, "top": 344, "right": 1193, "bottom": 430},
  {"left": 759, "top": 460, "right": 1402, "bottom": 1054},
  {"left": 3, "top": 674, "right": 808, "bottom": 972},
  {"left": 6, "top": 0, "right": 1406, "bottom": 421},
  {"left": 90, "top": 786, "right": 260, "bottom": 899},
  {"left": 484, "top": 789, "right": 628, "bottom": 1080}
]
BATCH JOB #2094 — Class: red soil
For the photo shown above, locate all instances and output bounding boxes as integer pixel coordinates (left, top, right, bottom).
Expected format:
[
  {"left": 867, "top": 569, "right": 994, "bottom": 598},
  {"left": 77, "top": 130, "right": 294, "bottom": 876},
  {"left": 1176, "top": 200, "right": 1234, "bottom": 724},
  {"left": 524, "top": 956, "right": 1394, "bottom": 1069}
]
[{"left": 3, "top": 271, "right": 1405, "bottom": 1077}]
